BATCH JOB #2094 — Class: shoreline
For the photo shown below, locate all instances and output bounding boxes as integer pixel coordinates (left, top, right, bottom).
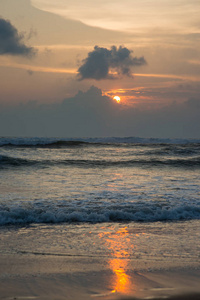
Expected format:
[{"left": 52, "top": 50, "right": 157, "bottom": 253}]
[
  {"left": 0, "top": 253, "right": 199, "bottom": 300},
  {"left": 1, "top": 220, "right": 200, "bottom": 300}
]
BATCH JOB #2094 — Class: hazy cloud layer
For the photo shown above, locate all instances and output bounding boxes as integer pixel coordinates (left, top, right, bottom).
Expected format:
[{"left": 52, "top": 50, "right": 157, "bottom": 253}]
[
  {"left": 0, "top": 86, "right": 199, "bottom": 138},
  {"left": 0, "top": 18, "right": 35, "bottom": 56},
  {"left": 77, "top": 46, "right": 146, "bottom": 80}
]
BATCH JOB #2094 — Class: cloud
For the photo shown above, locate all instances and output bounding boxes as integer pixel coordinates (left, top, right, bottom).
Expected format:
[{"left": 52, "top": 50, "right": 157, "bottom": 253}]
[
  {"left": 0, "top": 86, "right": 117, "bottom": 137},
  {"left": 0, "top": 18, "right": 35, "bottom": 56},
  {"left": 77, "top": 45, "right": 146, "bottom": 80},
  {"left": 0, "top": 86, "right": 199, "bottom": 138}
]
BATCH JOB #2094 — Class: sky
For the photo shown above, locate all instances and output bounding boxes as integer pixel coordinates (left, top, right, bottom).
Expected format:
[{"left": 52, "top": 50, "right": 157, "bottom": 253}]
[{"left": 0, "top": 0, "right": 200, "bottom": 138}]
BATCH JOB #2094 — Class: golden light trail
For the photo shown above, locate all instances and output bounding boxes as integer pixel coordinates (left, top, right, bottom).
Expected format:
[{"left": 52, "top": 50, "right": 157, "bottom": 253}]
[
  {"left": 108, "top": 227, "right": 131, "bottom": 294},
  {"left": 98, "top": 226, "right": 134, "bottom": 296}
]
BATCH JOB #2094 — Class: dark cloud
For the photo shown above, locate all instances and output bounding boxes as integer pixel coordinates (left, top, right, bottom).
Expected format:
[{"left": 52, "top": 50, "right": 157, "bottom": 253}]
[
  {"left": 27, "top": 28, "right": 37, "bottom": 41},
  {"left": 0, "top": 18, "right": 35, "bottom": 56},
  {"left": 77, "top": 45, "right": 146, "bottom": 80},
  {"left": 0, "top": 86, "right": 200, "bottom": 138}
]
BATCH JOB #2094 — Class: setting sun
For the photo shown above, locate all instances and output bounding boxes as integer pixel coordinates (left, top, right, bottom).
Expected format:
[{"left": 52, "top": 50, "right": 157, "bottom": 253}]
[{"left": 113, "top": 96, "right": 121, "bottom": 103}]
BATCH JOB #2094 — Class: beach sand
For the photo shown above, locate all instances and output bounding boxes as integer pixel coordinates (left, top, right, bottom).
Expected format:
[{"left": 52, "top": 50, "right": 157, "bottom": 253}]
[
  {"left": 0, "top": 222, "right": 200, "bottom": 300},
  {"left": 0, "top": 253, "right": 200, "bottom": 300}
]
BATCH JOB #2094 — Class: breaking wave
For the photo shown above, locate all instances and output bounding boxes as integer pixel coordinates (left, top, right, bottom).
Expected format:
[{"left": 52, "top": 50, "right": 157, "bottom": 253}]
[
  {"left": 0, "top": 137, "right": 200, "bottom": 147},
  {"left": 0, "top": 201, "right": 199, "bottom": 225},
  {"left": 1, "top": 154, "right": 200, "bottom": 168}
]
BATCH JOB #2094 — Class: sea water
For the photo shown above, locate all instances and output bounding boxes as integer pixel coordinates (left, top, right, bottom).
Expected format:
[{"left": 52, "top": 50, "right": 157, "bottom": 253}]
[{"left": 0, "top": 137, "right": 200, "bottom": 275}]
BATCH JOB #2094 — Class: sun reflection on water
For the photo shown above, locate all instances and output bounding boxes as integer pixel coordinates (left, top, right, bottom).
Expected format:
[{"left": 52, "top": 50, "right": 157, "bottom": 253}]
[
  {"left": 109, "top": 257, "right": 131, "bottom": 294},
  {"left": 99, "top": 227, "right": 134, "bottom": 295}
]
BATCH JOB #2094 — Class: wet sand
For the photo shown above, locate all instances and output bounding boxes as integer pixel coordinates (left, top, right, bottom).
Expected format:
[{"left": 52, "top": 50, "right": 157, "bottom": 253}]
[{"left": 0, "top": 253, "right": 199, "bottom": 300}]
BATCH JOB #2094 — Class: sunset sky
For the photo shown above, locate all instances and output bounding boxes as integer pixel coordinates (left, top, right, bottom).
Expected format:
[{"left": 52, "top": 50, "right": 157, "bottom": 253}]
[{"left": 0, "top": 0, "right": 200, "bottom": 138}]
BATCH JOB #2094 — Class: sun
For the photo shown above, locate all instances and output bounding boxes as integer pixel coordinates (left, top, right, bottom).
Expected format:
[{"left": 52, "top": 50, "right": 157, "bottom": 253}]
[{"left": 113, "top": 96, "right": 121, "bottom": 103}]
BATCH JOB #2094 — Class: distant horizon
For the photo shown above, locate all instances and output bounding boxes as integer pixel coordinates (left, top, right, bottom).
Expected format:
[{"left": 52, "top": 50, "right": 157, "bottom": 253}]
[{"left": 1, "top": 136, "right": 200, "bottom": 143}]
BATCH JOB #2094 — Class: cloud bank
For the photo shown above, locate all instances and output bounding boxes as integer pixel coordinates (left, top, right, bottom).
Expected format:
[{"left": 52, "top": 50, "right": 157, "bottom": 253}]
[
  {"left": 77, "top": 46, "right": 146, "bottom": 80},
  {"left": 0, "top": 18, "right": 35, "bottom": 56},
  {"left": 0, "top": 86, "right": 200, "bottom": 138}
]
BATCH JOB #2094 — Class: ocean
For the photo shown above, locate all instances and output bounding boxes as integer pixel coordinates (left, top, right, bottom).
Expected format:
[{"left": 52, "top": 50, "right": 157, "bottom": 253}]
[{"left": 0, "top": 137, "right": 200, "bottom": 297}]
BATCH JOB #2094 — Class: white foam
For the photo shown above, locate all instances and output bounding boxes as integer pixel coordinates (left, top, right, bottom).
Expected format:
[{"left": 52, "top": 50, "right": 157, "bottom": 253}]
[{"left": 0, "top": 201, "right": 199, "bottom": 225}]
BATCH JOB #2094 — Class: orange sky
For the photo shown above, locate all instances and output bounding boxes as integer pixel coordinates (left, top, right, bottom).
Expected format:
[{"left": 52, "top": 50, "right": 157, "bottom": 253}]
[
  {"left": 0, "top": 0, "right": 200, "bottom": 137},
  {"left": 0, "top": 0, "right": 199, "bottom": 105}
]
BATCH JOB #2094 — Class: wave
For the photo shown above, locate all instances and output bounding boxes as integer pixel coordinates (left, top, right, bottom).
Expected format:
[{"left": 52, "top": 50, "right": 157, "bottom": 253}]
[
  {"left": 0, "top": 140, "right": 89, "bottom": 148},
  {"left": 1, "top": 154, "right": 200, "bottom": 168},
  {"left": 0, "top": 155, "right": 37, "bottom": 167},
  {"left": 1, "top": 137, "right": 200, "bottom": 147},
  {"left": 0, "top": 201, "right": 199, "bottom": 225}
]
